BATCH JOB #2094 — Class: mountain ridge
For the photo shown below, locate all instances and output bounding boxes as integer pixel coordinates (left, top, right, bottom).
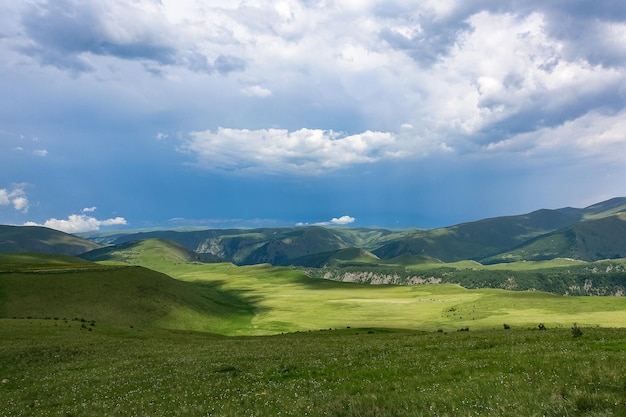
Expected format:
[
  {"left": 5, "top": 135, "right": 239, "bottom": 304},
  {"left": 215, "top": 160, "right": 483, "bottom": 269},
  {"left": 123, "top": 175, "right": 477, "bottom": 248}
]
[{"left": 2, "top": 197, "right": 625, "bottom": 265}]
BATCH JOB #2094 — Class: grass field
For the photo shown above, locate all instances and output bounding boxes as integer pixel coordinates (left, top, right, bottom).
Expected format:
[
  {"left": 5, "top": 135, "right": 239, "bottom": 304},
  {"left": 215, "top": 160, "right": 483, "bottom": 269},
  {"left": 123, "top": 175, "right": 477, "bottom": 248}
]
[
  {"left": 4, "top": 245, "right": 626, "bottom": 335},
  {"left": 3, "top": 246, "right": 626, "bottom": 415},
  {"left": 155, "top": 262, "right": 626, "bottom": 335},
  {"left": 1, "top": 319, "right": 625, "bottom": 417}
]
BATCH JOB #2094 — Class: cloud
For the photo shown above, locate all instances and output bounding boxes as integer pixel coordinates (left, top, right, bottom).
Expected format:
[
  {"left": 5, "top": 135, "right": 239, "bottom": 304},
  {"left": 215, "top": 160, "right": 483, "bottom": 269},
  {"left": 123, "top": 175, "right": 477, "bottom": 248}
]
[
  {"left": 181, "top": 128, "right": 406, "bottom": 175},
  {"left": 82, "top": 206, "right": 97, "bottom": 213},
  {"left": 298, "top": 215, "right": 356, "bottom": 227},
  {"left": 330, "top": 215, "right": 356, "bottom": 225},
  {"left": 33, "top": 149, "right": 48, "bottom": 157},
  {"left": 3, "top": 0, "right": 626, "bottom": 228},
  {"left": 25, "top": 213, "right": 127, "bottom": 234},
  {"left": 484, "top": 108, "right": 626, "bottom": 161},
  {"left": 17, "top": 0, "right": 247, "bottom": 75},
  {"left": 0, "top": 185, "right": 29, "bottom": 213}
]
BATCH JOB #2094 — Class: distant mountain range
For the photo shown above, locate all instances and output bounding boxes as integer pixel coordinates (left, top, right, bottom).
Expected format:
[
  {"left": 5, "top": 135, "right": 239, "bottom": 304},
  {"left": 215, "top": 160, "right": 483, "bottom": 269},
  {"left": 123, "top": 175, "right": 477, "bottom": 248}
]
[{"left": 1, "top": 197, "right": 626, "bottom": 265}]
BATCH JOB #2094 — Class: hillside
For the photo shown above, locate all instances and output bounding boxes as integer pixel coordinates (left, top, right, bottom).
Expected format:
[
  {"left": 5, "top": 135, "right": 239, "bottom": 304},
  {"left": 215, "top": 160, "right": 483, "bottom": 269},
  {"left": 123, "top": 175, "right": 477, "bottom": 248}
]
[
  {"left": 111, "top": 226, "right": 352, "bottom": 265},
  {"left": 290, "top": 247, "right": 380, "bottom": 267},
  {"left": 0, "top": 225, "right": 102, "bottom": 255},
  {"left": 485, "top": 213, "right": 626, "bottom": 263},
  {"left": 372, "top": 207, "right": 588, "bottom": 262},
  {"left": 91, "top": 197, "right": 626, "bottom": 265},
  {"left": 0, "top": 253, "right": 256, "bottom": 331},
  {"left": 80, "top": 238, "right": 224, "bottom": 265}
]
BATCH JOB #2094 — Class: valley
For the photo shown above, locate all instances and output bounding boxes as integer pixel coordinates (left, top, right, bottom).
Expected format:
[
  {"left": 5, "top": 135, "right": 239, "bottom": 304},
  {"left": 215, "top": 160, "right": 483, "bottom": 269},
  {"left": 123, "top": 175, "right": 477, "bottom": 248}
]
[{"left": 1, "top": 198, "right": 626, "bottom": 415}]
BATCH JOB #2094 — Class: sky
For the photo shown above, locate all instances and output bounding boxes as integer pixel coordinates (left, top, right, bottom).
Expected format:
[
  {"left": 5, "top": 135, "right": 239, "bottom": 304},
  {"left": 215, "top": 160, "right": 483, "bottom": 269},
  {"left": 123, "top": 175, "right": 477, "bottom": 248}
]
[{"left": 1, "top": 0, "right": 626, "bottom": 233}]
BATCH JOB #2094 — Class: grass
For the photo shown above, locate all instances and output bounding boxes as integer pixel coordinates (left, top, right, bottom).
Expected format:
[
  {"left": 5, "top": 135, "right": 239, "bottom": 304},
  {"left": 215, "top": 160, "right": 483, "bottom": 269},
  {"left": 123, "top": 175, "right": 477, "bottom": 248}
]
[
  {"left": 3, "top": 247, "right": 626, "bottom": 415},
  {"left": 103, "top": 256, "right": 626, "bottom": 336},
  {"left": 4, "top": 247, "right": 626, "bottom": 335},
  {"left": 0, "top": 262, "right": 258, "bottom": 333},
  {"left": 1, "top": 319, "right": 626, "bottom": 416}
]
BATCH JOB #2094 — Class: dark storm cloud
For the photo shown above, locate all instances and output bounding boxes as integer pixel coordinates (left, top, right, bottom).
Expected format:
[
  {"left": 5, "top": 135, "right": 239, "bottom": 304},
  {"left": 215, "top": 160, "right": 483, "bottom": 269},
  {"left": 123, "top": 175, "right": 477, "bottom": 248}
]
[
  {"left": 21, "top": 1, "right": 177, "bottom": 71},
  {"left": 19, "top": 1, "right": 247, "bottom": 76}
]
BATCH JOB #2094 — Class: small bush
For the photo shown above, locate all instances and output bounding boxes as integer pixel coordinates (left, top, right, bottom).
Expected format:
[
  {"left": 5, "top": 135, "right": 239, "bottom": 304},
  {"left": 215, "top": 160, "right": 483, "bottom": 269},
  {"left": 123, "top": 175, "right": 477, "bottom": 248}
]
[
  {"left": 571, "top": 323, "right": 583, "bottom": 338},
  {"left": 503, "top": 323, "right": 511, "bottom": 330},
  {"left": 538, "top": 323, "right": 547, "bottom": 330}
]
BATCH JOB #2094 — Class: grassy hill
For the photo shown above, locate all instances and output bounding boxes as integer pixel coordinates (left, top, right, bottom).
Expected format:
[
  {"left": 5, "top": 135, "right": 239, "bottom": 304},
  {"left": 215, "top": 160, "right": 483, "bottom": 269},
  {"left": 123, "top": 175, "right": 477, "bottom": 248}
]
[
  {"left": 371, "top": 207, "right": 586, "bottom": 262},
  {"left": 0, "top": 253, "right": 257, "bottom": 332},
  {"left": 485, "top": 213, "right": 626, "bottom": 263},
  {"left": 110, "top": 226, "right": 352, "bottom": 265},
  {"left": 80, "top": 238, "right": 224, "bottom": 265},
  {"left": 0, "top": 225, "right": 101, "bottom": 255},
  {"left": 289, "top": 247, "right": 380, "bottom": 267}
]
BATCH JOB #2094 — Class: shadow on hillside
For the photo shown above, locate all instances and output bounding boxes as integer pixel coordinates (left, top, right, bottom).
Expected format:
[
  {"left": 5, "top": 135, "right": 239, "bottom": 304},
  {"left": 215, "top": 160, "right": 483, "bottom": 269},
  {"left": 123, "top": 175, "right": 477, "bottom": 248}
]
[{"left": 187, "top": 279, "right": 268, "bottom": 318}]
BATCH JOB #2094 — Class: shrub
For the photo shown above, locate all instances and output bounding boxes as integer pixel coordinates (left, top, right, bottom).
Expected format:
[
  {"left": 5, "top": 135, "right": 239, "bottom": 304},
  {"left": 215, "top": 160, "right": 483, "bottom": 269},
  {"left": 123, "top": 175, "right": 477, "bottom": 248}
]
[
  {"left": 538, "top": 323, "right": 547, "bottom": 330},
  {"left": 571, "top": 323, "right": 583, "bottom": 338},
  {"left": 503, "top": 323, "right": 511, "bottom": 330}
]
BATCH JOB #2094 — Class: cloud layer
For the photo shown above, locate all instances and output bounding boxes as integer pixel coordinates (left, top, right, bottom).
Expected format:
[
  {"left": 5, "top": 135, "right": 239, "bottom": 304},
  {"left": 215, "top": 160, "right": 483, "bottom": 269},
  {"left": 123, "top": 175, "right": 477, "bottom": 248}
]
[
  {"left": 1, "top": 1, "right": 626, "bottom": 227},
  {"left": 182, "top": 128, "right": 402, "bottom": 174}
]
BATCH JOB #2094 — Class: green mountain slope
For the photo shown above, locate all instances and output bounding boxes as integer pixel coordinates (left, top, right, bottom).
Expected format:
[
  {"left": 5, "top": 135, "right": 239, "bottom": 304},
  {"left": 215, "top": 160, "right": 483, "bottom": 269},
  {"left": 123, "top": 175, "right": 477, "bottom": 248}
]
[
  {"left": 485, "top": 213, "right": 626, "bottom": 263},
  {"left": 372, "top": 207, "right": 583, "bottom": 262},
  {"left": 86, "top": 197, "right": 626, "bottom": 265},
  {"left": 581, "top": 197, "right": 626, "bottom": 220},
  {"left": 0, "top": 225, "right": 102, "bottom": 255},
  {"left": 80, "top": 238, "right": 224, "bottom": 265},
  {"left": 112, "top": 226, "right": 351, "bottom": 265},
  {"left": 290, "top": 247, "right": 380, "bottom": 267},
  {"left": 0, "top": 253, "right": 257, "bottom": 331}
]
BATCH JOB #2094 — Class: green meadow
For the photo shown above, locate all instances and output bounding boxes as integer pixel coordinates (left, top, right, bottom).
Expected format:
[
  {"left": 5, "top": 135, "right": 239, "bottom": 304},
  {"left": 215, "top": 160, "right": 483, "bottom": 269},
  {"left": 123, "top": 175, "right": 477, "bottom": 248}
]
[
  {"left": 147, "top": 262, "right": 626, "bottom": 336},
  {"left": 3, "top": 243, "right": 626, "bottom": 416},
  {"left": 71, "top": 239, "right": 626, "bottom": 335},
  {"left": 2, "top": 320, "right": 626, "bottom": 417}
]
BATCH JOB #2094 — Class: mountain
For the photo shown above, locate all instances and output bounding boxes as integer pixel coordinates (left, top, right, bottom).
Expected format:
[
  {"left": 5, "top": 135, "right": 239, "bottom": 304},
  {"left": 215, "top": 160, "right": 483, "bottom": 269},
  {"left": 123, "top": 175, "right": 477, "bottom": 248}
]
[
  {"left": 372, "top": 198, "right": 626, "bottom": 263},
  {"left": 371, "top": 207, "right": 583, "bottom": 262},
  {"left": 81, "top": 197, "right": 626, "bottom": 265},
  {"left": 111, "top": 226, "right": 352, "bottom": 265},
  {"left": 290, "top": 247, "right": 380, "bottom": 268},
  {"left": 0, "top": 225, "right": 102, "bottom": 255},
  {"left": 80, "top": 238, "right": 225, "bottom": 265},
  {"left": 6, "top": 197, "right": 624, "bottom": 265},
  {"left": 484, "top": 213, "right": 626, "bottom": 263}
]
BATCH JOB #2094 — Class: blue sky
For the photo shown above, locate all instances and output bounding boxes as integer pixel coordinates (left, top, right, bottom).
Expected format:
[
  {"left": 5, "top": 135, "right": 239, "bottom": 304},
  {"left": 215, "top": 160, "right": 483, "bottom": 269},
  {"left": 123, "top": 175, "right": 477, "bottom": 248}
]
[{"left": 2, "top": 0, "right": 626, "bottom": 233}]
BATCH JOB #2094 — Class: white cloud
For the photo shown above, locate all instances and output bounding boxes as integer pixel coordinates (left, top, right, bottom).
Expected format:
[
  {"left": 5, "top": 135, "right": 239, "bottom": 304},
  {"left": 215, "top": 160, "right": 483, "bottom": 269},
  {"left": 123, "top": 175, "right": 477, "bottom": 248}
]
[
  {"left": 33, "top": 149, "right": 48, "bottom": 157},
  {"left": 0, "top": 185, "right": 29, "bottom": 213},
  {"left": 303, "top": 215, "right": 356, "bottom": 226},
  {"left": 82, "top": 206, "right": 97, "bottom": 212},
  {"left": 182, "top": 127, "right": 406, "bottom": 175},
  {"left": 484, "top": 109, "right": 626, "bottom": 159},
  {"left": 26, "top": 214, "right": 127, "bottom": 234},
  {"left": 12, "top": 197, "right": 29, "bottom": 212},
  {"left": 330, "top": 215, "right": 356, "bottom": 225}
]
